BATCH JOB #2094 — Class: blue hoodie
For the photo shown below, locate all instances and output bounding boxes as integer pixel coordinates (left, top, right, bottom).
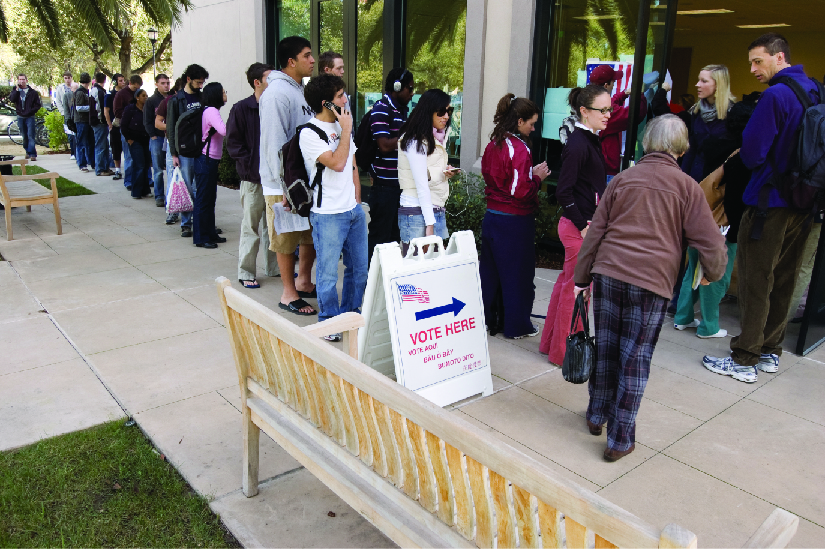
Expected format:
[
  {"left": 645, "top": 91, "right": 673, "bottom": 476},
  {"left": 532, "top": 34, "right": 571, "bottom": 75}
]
[{"left": 741, "top": 65, "right": 821, "bottom": 208}]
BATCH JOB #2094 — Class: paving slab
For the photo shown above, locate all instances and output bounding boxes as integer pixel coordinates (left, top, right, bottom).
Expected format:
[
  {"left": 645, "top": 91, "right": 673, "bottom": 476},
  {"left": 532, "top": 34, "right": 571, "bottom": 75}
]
[
  {"left": 137, "top": 253, "right": 240, "bottom": 291},
  {"left": 211, "top": 468, "right": 394, "bottom": 548},
  {"left": 11, "top": 248, "right": 130, "bottom": 283},
  {"left": 0, "top": 358, "right": 124, "bottom": 451},
  {"left": 0, "top": 275, "right": 43, "bottom": 324},
  {"left": 135, "top": 391, "right": 302, "bottom": 499},
  {"left": 109, "top": 238, "right": 224, "bottom": 266},
  {"left": 0, "top": 315, "right": 79, "bottom": 376},
  {"left": 40, "top": 232, "right": 106, "bottom": 255},
  {"left": 0, "top": 237, "right": 58, "bottom": 261},
  {"left": 746, "top": 358, "right": 825, "bottom": 426},
  {"left": 487, "top": 335, "right": 556, "bottom": 384}
]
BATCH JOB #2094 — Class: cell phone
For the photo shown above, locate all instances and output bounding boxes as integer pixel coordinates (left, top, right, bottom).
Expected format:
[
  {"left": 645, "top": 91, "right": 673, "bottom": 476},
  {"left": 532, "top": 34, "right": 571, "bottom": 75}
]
[
  {"left": 323, "top": 101, "right": 341, "bottom": 115},
  {"left": 444, "top": 168, "right": 462, "bottom": 173}
]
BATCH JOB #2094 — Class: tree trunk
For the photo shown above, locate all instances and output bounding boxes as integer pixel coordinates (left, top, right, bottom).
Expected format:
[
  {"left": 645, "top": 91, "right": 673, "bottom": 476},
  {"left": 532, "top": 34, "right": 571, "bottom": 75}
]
[{"left": 119, "top": 33, "right": 132, "bottom": 76}]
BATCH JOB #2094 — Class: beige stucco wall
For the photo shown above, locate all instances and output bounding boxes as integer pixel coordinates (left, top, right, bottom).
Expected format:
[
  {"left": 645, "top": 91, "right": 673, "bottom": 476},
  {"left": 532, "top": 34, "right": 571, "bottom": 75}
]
[
  {"left": 172, "top": 0, "right": 265, "bottom": 113},
  {"left": 478, "top": 0, "right": 513, "bottom": 153}
]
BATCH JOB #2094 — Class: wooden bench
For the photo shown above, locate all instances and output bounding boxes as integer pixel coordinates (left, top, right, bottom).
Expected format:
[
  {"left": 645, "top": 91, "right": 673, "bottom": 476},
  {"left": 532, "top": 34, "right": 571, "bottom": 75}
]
[
  {"left": 0, "top": 159, "right": 62, "bottom": 241},
  {"left": 216, "top": 276, "right": 799, "bottom": 548}
]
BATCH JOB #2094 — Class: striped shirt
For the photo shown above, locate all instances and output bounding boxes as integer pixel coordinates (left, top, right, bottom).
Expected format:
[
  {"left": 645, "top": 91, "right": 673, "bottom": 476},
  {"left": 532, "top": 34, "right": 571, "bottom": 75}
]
[{"left": 369, "top": 94, "right": 408, "bottom": 188}]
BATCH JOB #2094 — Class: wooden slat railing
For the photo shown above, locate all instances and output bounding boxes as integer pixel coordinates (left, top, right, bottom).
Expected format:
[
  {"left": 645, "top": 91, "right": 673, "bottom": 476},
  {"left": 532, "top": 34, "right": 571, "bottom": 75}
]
[{"left": 216, "top": 277, "right": 797, "bottom": 548}]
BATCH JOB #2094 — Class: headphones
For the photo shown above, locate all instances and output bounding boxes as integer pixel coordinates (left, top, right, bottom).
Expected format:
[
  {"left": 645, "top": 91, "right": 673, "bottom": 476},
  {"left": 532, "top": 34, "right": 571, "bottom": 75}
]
[{"left": 393, "top": 69, "right": 409, "bottom": 92}]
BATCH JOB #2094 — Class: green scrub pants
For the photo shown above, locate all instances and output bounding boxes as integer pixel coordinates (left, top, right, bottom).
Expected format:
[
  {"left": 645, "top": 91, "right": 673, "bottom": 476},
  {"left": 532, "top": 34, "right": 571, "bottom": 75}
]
[{"left": 674, "top": 242, "right": 737, "bottom": 337}]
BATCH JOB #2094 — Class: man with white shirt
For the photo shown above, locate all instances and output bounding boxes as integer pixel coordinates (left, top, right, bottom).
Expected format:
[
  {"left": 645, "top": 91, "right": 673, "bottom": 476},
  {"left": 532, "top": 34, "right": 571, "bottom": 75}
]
[
  {"left": 260, "top": 36, "right": 317, "bottom": 315},
  {"left": 300, "top": 74, "right": 366, "bottom": 339}
]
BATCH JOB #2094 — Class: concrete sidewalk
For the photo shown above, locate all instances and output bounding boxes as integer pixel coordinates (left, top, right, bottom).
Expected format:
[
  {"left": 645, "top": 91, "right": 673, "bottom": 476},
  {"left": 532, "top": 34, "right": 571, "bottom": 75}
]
[{"left": 1, "top": 153, "right": 823, "bottom": 547}]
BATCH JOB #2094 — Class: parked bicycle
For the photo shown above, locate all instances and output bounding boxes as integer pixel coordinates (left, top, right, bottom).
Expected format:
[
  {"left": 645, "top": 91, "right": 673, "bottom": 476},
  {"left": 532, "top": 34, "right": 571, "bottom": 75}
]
[{"left": 2, "top": 101, "right": 53, "bottom": 147}]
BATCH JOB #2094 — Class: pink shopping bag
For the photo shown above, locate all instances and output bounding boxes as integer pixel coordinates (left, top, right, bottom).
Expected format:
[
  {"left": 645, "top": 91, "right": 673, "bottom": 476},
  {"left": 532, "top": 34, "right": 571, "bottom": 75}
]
[{"left": 166, "top": 167, "right": 193, "bottom": 214}]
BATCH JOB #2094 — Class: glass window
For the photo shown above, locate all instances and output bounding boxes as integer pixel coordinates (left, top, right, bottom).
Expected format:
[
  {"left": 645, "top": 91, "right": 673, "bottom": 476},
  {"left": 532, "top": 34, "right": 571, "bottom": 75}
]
[
  {"left": 404, "top": 0, "right": 467, "bottom": 159},
  {"left": 319, "top": 0, "right": 344, "bottom": 56},
  {"left": 356, "top": 0, "right": 384, "bottom": 123},
  {"left": 278, "top": 0, "right": 310, "bottom": 40}
]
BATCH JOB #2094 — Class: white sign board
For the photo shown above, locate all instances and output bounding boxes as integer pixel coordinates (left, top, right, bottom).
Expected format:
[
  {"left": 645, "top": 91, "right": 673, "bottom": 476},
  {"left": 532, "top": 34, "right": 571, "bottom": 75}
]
[{"left": 359, "top": 232, "right": 493, "bottom": 406}]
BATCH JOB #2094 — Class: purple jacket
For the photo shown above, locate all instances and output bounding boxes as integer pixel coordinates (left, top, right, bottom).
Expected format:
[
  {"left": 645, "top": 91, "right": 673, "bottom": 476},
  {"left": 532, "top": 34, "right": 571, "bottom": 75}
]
[
  {"left": 681, "top": 112, "right": 730, "bottom": 182},
  {"left": 8, "top": 86, "right": 42, "bottom": 117},
  {"left": 226, "top": 95, "right": 262, "bottom": 184},
  {"left": 742, "top": 65, "right": 821, "bottom": 208}
]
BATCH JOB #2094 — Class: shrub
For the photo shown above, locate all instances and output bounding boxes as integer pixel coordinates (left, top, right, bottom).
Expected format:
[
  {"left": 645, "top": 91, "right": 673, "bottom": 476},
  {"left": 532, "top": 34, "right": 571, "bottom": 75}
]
[
  {"left": 44, "top": 109, "right": 68, "bottom": 150},
  {"left": 0, "top": 85, "right": 13, "bottom": 103},
  {"left": 218, "top": 145, "right": 240, "bottom": 188}
]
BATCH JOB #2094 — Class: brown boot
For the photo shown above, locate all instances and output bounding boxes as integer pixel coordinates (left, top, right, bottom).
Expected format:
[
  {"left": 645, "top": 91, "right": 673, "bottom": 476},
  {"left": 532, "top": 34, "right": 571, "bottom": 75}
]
[
  {"left": 603, "top": 445, "right": 635, "bottom": 462},
  {"left": 587, "top": 420, "right": 603, "bottom": 436}
]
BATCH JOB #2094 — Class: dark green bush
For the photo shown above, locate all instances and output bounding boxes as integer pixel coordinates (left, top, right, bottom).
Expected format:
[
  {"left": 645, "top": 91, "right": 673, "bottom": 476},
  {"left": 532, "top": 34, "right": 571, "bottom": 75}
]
[{"left": 218, "top": 146, "right": 240, "bottom": 188}]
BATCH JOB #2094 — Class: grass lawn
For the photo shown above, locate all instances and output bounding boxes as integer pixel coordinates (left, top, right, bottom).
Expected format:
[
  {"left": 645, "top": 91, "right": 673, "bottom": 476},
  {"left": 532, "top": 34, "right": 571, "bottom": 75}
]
[
  {"left": 12, "top": 165, "right": 95, "bottom": 198},
  {"left": 0, "top": 421, "right": 240, "bottom": 548}
]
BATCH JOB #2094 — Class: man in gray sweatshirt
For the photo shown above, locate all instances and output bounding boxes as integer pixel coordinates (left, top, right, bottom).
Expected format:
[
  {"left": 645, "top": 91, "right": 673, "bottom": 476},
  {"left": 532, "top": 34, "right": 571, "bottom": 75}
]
[{"left": 260, "top": 36, "right": 317, "bottom": 315}]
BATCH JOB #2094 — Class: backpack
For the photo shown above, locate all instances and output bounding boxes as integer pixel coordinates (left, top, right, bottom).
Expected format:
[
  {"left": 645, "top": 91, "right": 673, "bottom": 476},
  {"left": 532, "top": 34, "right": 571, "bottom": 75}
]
[
  {"left": 280, "top": 123, "right": 328, "bottom": 217},
  {"left": 354, "top": 108, "right": 376, "bottom": 171},
  {"left": 753, "top": 77, "right": 825, "bottom": 238},
  {"left": 175, "top": 104, "right": 215, "bottom": 158}
]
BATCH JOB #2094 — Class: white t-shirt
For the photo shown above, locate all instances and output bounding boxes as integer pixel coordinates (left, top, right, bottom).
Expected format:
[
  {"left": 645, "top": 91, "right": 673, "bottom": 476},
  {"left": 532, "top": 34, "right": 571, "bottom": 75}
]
[{"left": 299, "top": 118, "right": 358, "bottom": 215}]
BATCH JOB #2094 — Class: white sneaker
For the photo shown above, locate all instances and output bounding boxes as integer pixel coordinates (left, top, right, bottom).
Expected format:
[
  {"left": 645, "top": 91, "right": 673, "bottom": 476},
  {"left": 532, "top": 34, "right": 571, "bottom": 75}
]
[
  {"left": 757, "top": 353, "right": 779, "bottom": 373},
  {"left": 702, "top": 355, "right": 757, "bottom": 383},
  {"left": 697, "top": 329, "right": 727, "bottom": 339},
  {"left": 70, "top": 155, "right": 75, "bottom": 160},
  {"left": 323, "top": 333, "right": 342, "bottom": 342},
  {"left": 675, "top": 319, "right": 701, "bottom": 330},
  {"left": 513, "top": 323, "right": 540, "bottom": 339}
]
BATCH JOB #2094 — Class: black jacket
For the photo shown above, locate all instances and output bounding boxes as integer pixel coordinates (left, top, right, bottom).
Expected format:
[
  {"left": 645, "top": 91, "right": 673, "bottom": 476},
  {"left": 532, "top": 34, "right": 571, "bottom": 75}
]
[
  {"left": 121, "top": 103, "right": 149, "bottom": 146},
  {"left": 8, "top": 86, "right": 42, "bottom": 117},
  {"left": 226, "top": 95, "right": 262, "bottom": 184},
  {"left": 73, "top": 87, "right": 92, "bottom": 124},
  {"left": 556, "top": 127, "right": 607, "bottom": 231},
  {"left": 143, "top": 90, "right": 167, "bottom": 138}
]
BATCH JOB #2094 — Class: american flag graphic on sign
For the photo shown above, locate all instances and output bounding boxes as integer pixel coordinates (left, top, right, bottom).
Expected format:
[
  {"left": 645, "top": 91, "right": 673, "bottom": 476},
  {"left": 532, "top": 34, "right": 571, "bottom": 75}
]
[
  {"left": 398, "top": 284, "right": 430, "bottom": 304},
  {"left": 586, "top": 62, "right": 633, "bottom": 91}
]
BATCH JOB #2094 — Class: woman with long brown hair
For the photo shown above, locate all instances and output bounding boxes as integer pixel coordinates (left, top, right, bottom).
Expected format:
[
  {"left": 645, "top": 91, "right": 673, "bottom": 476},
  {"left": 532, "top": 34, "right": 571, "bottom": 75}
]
[{"left": 480, "top": 93, "right": 550, "bottom": 339}]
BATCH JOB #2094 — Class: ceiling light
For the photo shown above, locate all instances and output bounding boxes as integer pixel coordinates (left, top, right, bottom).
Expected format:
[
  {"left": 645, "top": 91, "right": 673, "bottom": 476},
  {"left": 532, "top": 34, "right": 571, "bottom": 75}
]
[
  {"left": 677, "top": 9, "right": 734, "bottom": 15},
  {"left": 736, "top": 23, "right": 791, "bottom": 28}
]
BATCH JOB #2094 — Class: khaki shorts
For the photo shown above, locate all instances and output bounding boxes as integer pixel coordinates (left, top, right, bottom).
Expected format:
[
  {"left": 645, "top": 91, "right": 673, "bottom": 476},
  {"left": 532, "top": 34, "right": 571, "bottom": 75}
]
[{"left": 265, "top": 195, "right": 314, "bottom": 254}]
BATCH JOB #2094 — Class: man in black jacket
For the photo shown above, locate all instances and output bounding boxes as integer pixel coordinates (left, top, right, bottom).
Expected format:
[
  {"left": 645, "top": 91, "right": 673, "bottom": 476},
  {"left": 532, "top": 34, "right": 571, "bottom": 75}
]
[
  {"left": 8, "top": 74, "right": 42, "bottom": 160},
  {"left": 90, "top": 73, "right": 114, "bottom": 177},
  {"left": 144, "top": 73, "right": 170, "bottom": 207},
  {"left": 227, "top": 63, "right": 280, "bottom": 288},
  {"left": 73, "top": 73, "right": 94, "bottom": 172}
]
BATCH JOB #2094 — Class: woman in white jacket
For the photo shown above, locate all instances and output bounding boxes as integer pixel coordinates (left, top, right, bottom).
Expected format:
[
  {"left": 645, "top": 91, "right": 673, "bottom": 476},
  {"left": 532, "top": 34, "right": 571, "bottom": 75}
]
[{"left": 397, "top": 89, "right": 458, "bottom": 254}]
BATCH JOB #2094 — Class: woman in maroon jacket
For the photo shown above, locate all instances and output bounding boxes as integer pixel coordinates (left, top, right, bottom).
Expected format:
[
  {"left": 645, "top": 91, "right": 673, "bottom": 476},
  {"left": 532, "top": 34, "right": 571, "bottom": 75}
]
[
  {"left": 540, "top": 85, "right": 610, "bottom": 365},
  {"left": 480, "top": 94, "right": 550, "bottom": 339}
]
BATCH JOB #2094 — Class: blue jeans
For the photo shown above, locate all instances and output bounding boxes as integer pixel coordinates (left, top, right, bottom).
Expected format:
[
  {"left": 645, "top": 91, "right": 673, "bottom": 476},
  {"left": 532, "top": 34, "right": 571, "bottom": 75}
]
[
  {"left": 166, "top": 148, "right": 196, "bottom": 227},
  {"left": 93, "top": 125, "right": 110, "bottom": 175},
  {"left": 75, "top": 122, "right": 91, "bottom": 168},
  {"left": 128, "top": 140, "right": 151, "bottom": 197},
  {"left": 398, "top": 209, "right": 449, "bottom": 244},
  {"left": 17, "top": 116, "right": 37, "bottom": 157},
  {"left": 310, "top": 204, "right": 369, "bottom": 323},
  {"left": 67, "top": 132, "right": 76, "bottom": 157},
  {"left": 121, "top": 133, "right": 133, "bottom": 188},
  {"left": 193, "top": 155, "right": 219, "bottom": 244},
  {"left": 149, "top": 137, "right": 166, "bottom": 200}
]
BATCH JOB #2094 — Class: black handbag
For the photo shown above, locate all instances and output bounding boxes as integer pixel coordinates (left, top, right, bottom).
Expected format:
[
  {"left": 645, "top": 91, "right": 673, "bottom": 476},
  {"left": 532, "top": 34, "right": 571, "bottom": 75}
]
[{"left": 562, "top": 293, "right": 596, "bottom": 384}]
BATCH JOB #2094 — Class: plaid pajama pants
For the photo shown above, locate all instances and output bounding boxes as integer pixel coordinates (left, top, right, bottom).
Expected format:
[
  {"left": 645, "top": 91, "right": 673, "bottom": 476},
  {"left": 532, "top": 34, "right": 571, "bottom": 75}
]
[{"left": 587, "top": 274, "right": 669, "bottom": 452}]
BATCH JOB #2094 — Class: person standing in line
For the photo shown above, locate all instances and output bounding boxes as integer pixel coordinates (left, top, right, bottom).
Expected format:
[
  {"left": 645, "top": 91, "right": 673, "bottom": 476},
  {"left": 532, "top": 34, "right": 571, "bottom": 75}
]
[
  {"left": 73, "top": 73, "right": 95, "bottom": 173},
  {"left": 155, "top": 76, "right": 183, "bottom": 226},
  {"left": 480, "top": 94, "right": 550, "bottom": 339},
  {"left": 301, "top": 74, "right": 367, "bottom": 340},
  {"left": 703, "top": 33, "right": 822, "bottom": 383},
  {"left": 192, "top": 83, "right": 228, "bottom": 249},
  {"left": 114, "top": 75, "right": 143, "bottom": 190},
  {"left": 259, "top": 36, "right": 317, "bottom": 315},
  {"left": 227, "top": 63, "right": 280, "bottom": 288},
  {"left": 105, "top": 73, "right": 126, "bottom": 179},
  {"left": 165, "top": 64, "right": 209, "bottom": 238},
  {"left": 540, "top": 85, "right": 610, "bottom": 365},
  {"left": 681, "top": 65, "right": 736, "bottom": 182},
  {"left": 319, "top": 50, "right": 351, "bottom": 112},
  {"left": 575, "top": 115, "right": 727, "bottom": 462},
  {"left": 8, "top": 74, "right": 41, "bottom": 161},
  {"left": 55, "top": 71, "right": 76, "bottom": 159},
  {"left": 396, "top": 89, "right": 457, "bottom": 254},
  {"left": 90, "top": 73, "right": 114, "bottom": 176},
  {"left": 120, "top": 89, "right": 152, "bottom": 199},
  {"left": 366, "top": 67, "right": 416, "bottom": 262},
  {"left": 143, "top": 73, "right": 170, "bottom": 207},
  {"left": 674, "top": 101, "right": 755, "bottom": 339}
]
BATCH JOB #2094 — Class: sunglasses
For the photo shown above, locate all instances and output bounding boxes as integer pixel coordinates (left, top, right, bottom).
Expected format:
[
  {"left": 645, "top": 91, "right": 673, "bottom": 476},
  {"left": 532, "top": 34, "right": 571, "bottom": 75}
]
[
  {"left": 585, "top": 106, "right": 615, "bottom": 115},
  {"left": 436, "top": 106, "right": 454, "bottom": 117}
]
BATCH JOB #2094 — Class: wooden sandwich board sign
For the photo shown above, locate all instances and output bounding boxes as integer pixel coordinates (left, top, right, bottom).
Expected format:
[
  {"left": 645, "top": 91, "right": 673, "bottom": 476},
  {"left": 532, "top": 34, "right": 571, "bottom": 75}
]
[{"left": 358, "top": 231, "right": 493, "bottom": 407}]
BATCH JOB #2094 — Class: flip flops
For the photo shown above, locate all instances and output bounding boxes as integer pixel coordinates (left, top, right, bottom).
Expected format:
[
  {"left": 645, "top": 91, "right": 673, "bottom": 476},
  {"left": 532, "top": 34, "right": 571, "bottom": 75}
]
[
  {"left": 239, "top": 279, "right": 260, "bottom": 289},
  {"left": 279, "top": 299, "right": 316, "bottom": 316},
  {"left": 297, "top": 287, "right": 317, "bottom": 298}
]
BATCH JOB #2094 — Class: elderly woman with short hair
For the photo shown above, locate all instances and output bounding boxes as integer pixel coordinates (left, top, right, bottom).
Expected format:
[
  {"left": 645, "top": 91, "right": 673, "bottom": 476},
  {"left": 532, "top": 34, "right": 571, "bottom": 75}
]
[{"left": 573, "top": 115, "right": 728, "bottom": 462}]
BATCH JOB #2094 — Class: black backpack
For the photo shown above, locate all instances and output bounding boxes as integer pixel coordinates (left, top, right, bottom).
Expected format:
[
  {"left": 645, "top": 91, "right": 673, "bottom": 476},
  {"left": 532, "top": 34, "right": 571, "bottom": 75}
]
[
  {"left": 753, "top": 77, "right": 825, "bottom": 238},
  {"left": 175, "top": 97, "right": 215, "bottom": 158},
  {"left": 280, "top": 123, "right": 328, "bottom": 217},
  {"left": 354, "top": 109, "right": 376, "bottom": 172}
]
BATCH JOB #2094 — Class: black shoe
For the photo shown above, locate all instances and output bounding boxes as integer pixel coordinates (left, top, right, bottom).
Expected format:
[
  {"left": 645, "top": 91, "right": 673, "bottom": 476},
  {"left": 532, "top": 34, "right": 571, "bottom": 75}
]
[
  {"left": 181, "top": 227, "right": 193, "bottom": 238},
  {"left": 211, "top": 236, "right": 227, "bottom": 243},
  {"left": 131, "top": 195, "right": 141, "bottom": 199},
  {"left": 155, "top": 198, "right": 165, "bottom": 207},
  {"left": 196, "top": 242, "right": 218, "bottom": 249},
  {"left": 112, "top": 173, "right": 122, "bottom": 180},
  {"left": 214, "top": 227, "right": 223, "bottom": 234},
  {"left": 126, "top": 185, "right": 132, "bottom": 191}
]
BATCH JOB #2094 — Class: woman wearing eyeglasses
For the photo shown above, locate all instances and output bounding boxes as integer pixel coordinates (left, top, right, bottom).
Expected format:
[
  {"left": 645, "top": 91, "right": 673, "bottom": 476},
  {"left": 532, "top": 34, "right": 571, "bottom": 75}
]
[
  {"left": 396, "top": 89, "right": 458, "bottom": 255},
  {"left": 540, "top": 84, "right": 610, "bottom": 366}
]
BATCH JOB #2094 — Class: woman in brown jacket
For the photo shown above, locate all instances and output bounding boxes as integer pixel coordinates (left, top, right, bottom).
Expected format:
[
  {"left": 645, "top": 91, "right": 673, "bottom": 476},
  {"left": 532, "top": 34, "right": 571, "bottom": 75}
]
[{"left": 573, "top": 115, "right": 728, "bottom": 462}]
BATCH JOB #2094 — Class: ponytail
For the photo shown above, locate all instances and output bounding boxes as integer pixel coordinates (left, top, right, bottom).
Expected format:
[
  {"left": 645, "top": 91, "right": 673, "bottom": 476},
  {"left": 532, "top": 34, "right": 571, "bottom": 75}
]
[
  {"left": 568, "top": 85, "right": 609, "bottom": 121},
  {"left": 490, "top": 93, "right": 539, "bottom": 146}
]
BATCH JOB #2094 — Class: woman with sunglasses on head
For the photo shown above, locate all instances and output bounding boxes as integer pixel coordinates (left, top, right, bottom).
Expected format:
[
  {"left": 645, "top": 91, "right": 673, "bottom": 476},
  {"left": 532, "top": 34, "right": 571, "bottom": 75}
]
[
  {"left": 480, "top": 94, "right": 550, "bottom": 339},
  {"left": 540, "top": 84, "right": 610, "bottom": 365},
  {"left": 396, "top": 89, "right": 458, "bottom": 254}
]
